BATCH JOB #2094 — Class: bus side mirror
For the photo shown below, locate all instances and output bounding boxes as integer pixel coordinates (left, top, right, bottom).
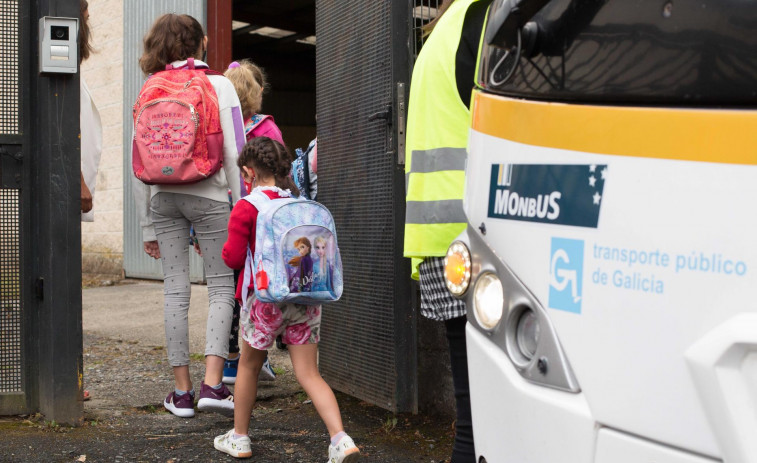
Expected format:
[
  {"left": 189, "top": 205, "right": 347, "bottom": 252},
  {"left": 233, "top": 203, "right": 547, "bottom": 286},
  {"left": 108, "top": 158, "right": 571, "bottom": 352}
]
[{"left": 485, "top": 0, "right": 550, "bottom": 49}]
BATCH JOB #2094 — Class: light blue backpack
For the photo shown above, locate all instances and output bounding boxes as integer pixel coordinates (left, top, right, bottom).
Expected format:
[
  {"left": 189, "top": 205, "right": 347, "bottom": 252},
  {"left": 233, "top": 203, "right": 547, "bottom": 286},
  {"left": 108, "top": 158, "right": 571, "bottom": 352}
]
[{"left": 241, "top": 187, "right": 343, "bottom": 306}]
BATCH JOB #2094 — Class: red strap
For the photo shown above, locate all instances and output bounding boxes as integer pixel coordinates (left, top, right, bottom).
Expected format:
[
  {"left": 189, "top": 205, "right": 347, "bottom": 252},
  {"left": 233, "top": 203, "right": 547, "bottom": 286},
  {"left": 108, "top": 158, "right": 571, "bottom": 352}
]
[{"left": 187, "top": 57, "right": 195, "bottom": 69}]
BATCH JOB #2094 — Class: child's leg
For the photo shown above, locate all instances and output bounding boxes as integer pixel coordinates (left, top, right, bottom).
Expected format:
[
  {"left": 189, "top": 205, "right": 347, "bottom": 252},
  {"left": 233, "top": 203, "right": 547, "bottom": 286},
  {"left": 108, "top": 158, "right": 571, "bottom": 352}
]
[
  {"left": 288, "top": 343, "right": 344, "bottom": 437},
  {"left": 151, "top": 193, "right": 193, "bottom": 392},
  {"left": 182, "top": 196, "right": 235, "bottom": 386},
  {"left": 234, "top": 341, "right": 267, "bottom": 435},
  {"left": 229, "top": 268, "right": 242, "bottom": 359}
]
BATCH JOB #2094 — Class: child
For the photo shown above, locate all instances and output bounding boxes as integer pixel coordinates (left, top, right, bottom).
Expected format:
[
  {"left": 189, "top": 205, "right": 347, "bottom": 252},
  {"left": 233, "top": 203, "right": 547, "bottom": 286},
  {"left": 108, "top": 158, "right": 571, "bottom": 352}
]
[
  {"left": 221, "top": 59, "right": 283, "bottom": 384},
  {"left": 131, "top": 13, "right": 243, "bottom": 418},
  {"left": 224, "top": 59, "right": 284, "bottom": 145},
  {"left": 216, "top": 137, "right": 360, "bottom": 462}
]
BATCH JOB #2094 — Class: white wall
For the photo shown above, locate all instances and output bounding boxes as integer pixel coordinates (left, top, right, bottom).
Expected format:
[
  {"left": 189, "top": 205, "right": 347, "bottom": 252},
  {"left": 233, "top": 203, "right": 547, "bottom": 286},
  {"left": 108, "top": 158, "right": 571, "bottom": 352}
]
[{"left": 81, "top": 0, "right": 124, "bottom": 277}]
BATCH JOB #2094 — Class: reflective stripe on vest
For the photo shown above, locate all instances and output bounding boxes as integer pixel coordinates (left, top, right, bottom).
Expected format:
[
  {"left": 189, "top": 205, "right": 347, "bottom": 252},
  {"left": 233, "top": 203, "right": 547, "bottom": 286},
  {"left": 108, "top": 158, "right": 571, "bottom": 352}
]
[{"left": 403, "top": 0, "right": 480, "bottom": 277}]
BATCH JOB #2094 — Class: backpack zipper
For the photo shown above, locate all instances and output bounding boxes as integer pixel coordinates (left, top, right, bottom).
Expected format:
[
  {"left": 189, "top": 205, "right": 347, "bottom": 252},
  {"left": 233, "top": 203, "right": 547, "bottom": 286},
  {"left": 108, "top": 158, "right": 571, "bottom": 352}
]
[{"left": 134, "top": 99, "right": 198, "bottom": 140}]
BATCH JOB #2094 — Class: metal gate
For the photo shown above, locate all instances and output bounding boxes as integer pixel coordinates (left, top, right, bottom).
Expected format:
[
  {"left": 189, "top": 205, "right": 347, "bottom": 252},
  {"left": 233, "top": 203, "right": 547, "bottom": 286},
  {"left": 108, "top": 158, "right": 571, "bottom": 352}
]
[
  {"left": 316, "top": 0, "right": 416, "bottom": 412},
  {"left": 1, "top": 0, "right": 83, "bottom": 423},
  {"left": 0, "top": 0, "right": 26, "bottom": 415},
  {"left": 122, "top": 0, "right": 206, "bottom": 282}
]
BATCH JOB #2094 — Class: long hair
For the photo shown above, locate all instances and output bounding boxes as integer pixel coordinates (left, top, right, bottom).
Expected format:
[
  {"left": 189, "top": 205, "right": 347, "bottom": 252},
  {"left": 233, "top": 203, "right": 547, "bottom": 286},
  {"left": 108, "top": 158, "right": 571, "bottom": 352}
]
[
  {"left": 78, "top": 0, "right": 94, "bottom": 64},
  {"left": 237, "top": 137, "right": 299, "bottom": 196},
  {"left": 224, "top": 60, "right": 268, "bottom": 119},
  {"left": 139, "top": 14, "right": 205, "bottom": 75},
  {"left": 422, "top": 0, "right": 455, "bottom": 37}
]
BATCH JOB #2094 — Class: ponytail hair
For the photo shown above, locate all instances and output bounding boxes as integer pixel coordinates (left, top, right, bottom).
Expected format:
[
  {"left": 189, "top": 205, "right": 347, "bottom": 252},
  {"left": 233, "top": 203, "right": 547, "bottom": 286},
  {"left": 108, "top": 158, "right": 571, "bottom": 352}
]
[
  {"left": 224, "top": 60, "right": 268, "bottom": 119},
  {"left": 237, "top": 137, "right": 300, "bottom": 196}
]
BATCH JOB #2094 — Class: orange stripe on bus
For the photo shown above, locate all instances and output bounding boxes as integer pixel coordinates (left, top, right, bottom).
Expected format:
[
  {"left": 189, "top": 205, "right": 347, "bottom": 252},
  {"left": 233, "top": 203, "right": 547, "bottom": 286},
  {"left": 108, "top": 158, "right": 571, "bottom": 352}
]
[{"left": 471, "top": 92, "right": 757, "bottom": 165}]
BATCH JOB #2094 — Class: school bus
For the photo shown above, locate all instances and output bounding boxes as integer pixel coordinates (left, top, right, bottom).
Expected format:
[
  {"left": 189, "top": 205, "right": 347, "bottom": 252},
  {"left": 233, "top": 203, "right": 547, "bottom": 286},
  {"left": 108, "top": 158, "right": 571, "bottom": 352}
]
[{"left": 443, "top": 1, "right": 757, "bottom": 462}]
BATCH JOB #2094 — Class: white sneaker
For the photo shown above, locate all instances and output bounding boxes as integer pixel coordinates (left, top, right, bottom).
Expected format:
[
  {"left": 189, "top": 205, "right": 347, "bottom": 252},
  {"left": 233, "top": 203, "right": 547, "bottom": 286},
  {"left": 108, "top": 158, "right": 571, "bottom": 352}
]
[
  {"left": 328, "top": 435, "right": 360, "bottom": 463},
  {"left": 214, "top": 429, "right": 252, "bottom": 458},
  {"left": 259, "top": 357, "right": 277, "bottom": 382}
]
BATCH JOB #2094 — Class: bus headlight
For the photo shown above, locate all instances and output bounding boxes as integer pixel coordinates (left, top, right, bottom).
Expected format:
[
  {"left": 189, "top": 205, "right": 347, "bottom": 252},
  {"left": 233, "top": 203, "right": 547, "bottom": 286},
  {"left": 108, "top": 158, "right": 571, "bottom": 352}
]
[
  {"left": 473, "top": 273, "right": 504, "bottom": 330},
  {"left": 515, "top": 308, "right": 540, "bottom": 361},
  {"left": 444, "top": 241, "right": 472, "bottom": 296}
]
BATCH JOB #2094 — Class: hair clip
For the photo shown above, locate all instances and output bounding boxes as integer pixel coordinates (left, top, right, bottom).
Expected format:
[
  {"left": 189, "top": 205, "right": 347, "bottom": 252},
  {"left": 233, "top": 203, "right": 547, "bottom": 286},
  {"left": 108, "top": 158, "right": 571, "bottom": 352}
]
[{"left": 228, "top": 61, "right": 241, "bottom": 69}]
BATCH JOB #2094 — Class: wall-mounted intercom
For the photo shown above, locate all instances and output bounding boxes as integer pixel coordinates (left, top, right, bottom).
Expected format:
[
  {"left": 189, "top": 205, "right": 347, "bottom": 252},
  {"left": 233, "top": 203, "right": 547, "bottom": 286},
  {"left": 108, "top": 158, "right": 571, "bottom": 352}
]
[{"left": 39, "top": 16, "right": 79, "bottom": 74}]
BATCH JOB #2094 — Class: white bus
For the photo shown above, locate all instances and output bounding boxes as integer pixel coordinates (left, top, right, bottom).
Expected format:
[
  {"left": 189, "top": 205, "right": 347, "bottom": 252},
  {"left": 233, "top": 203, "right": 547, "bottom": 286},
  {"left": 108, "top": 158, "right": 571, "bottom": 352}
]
[{"left": 443, "top": 1, "right": 757, "bottom": 462}]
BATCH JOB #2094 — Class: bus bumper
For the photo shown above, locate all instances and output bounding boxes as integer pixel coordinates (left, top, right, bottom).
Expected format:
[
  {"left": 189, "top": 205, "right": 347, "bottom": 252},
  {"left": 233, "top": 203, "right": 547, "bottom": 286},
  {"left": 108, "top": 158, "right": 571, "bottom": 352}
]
[
  {"left": 467, "top": 323, "right": 595, "bottom": 463},
  {"left": 468, "top": 325, "right": 722, "bottom": 463}
]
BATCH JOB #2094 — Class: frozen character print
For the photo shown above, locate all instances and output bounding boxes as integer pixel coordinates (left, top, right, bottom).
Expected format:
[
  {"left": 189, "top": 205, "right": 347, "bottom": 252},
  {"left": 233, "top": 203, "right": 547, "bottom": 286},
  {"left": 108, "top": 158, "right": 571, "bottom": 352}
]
[
  {"left": 312, "top": 235, "right": 333, "bottom": 293},
  {"left": 288, "top": 237, "right": 314, "bottom": 293}
]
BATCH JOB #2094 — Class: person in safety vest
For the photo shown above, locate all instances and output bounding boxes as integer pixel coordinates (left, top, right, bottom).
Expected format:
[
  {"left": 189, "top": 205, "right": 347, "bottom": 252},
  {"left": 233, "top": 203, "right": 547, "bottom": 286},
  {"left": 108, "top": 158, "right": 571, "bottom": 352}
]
[{"left": 404, "top": 0, "right": 492, "bottom": 461}]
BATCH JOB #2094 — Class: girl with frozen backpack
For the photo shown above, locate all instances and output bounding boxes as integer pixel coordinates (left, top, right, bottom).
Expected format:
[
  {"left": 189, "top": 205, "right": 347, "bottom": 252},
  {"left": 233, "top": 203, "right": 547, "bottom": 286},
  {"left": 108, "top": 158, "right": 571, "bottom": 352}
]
[
  {"left": 220, "top": 59, "right": 284, "bottom": 384},
  {"left": 215, "top": 137, "right": 360, "bottom": 462}
]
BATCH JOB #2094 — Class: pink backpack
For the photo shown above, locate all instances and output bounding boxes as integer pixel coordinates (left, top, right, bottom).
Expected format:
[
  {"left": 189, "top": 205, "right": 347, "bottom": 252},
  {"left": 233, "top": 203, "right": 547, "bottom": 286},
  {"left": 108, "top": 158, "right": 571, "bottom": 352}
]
[{"left": 132, "top": 58, "right": 224, "bottom": 184}]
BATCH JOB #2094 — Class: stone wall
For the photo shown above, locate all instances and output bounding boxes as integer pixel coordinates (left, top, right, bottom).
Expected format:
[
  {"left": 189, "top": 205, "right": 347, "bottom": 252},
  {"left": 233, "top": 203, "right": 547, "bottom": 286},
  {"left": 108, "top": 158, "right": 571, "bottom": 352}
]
[{"left": 81, "top": 0, "right": 124, "bottom": 278}]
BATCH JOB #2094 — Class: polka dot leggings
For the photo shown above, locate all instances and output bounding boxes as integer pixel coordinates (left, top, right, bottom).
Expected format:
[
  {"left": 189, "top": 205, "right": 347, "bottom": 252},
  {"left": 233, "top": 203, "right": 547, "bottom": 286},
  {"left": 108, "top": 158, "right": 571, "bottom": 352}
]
[{"left": 151, "top": 192, "right": 235, "bottom": 366}]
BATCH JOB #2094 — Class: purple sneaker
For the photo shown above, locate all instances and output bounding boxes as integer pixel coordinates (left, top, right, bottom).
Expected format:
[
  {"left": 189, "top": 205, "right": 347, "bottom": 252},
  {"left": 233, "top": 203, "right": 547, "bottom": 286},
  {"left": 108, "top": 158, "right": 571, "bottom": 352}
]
[
  {"left": 197, "top": 382, "right": 234, "bottom": 416},
  {"left": 164, "top": 390, "right": 195, "bottom": 418}
]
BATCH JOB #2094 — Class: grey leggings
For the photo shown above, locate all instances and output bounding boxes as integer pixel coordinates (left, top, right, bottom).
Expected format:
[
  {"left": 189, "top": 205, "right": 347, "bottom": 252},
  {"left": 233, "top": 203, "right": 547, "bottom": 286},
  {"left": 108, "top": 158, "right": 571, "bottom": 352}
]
[{"left": 151, "top": 192, "right": 235, "bottom": 366}]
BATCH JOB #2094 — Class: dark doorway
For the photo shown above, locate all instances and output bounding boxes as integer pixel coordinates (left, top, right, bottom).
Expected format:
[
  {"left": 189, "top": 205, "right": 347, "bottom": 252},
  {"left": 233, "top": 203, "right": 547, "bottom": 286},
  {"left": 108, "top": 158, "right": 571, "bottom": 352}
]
[{"left": 231, "top": 1, "right": 316, "bottom": 151}]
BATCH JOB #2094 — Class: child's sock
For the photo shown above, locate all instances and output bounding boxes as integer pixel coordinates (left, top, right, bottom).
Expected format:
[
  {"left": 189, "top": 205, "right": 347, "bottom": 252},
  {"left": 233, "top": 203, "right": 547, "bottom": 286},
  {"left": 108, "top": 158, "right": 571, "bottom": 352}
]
[
  {"left": 175, "top": 388, "right": 193, "bottom": 396},
  {"left": 330, "top": 431, "right": 347, "bottom": 446},
  {"left": 210, "top": 382, "right": 223, "bottom": 390},
  {"left": 233, "top": 432, "right": 248, "bottom": 440}
]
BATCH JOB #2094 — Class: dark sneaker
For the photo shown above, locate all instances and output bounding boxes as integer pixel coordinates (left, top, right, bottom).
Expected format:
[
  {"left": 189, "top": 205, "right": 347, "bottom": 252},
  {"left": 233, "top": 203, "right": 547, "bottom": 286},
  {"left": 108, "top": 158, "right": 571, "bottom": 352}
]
[
  {"left": 222, "top": 356, "right": 239, "bottom": 385},
  {"left": 164, "top": 390, "right": 195, "bottom": 418},
  {"left": 259, "top": 356, "right": 276, "bottom": 382},
  {"left": 197, "top": 381, "right": 234, "bottom": 416}
]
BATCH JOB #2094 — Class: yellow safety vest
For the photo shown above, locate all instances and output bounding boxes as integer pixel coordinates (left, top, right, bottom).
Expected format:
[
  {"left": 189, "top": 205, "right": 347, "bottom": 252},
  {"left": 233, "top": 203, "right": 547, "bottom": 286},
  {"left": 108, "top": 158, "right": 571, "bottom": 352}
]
[{"left": 404, "top": 0, "right": 482, "bottom": 279}]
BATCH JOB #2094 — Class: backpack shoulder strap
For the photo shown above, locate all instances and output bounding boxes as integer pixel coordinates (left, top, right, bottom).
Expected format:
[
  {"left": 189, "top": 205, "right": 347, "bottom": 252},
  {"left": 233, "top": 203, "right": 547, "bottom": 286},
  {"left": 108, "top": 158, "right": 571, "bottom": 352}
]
[
  {"left": 241, "top": 189, "right": 271, "bottom": 213},
  {"left": 244, "top": 114, "right": 272, "bottom": 136}
]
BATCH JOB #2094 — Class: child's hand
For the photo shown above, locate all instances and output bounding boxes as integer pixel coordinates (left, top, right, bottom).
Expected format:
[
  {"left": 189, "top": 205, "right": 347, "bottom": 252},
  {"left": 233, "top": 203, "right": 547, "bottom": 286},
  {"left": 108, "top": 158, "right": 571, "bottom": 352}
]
[
  {"left": 144, "top": 240, "right": 161, "bottom": 259},
  {"left": 81, "top": 172, "right": 93, "bottom": 213}
]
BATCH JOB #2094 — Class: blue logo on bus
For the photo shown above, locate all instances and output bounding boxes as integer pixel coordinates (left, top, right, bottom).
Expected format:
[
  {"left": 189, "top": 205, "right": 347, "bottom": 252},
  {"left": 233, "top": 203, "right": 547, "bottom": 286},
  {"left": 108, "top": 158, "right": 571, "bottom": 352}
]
[
  {"left": 488, "top": 164, "right": 607, "bottom": 228},
  {"left": 549, "top": 238, "right": 584, "bottom": 314}
]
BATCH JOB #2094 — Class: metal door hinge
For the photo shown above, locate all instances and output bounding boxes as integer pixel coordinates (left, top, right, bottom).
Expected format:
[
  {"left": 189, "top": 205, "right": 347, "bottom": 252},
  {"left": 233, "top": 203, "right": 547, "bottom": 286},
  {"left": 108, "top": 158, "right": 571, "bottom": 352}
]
[
  {"left": 35, "top": 277, "right": 44, "bottom": 300},
  {"left": 0, "top": 145, "right": 23, "bottom": 162}
]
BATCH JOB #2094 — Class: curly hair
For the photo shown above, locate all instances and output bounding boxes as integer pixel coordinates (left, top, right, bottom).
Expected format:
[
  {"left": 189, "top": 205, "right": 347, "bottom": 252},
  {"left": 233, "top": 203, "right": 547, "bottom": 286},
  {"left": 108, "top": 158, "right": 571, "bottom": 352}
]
[
  {"left": 79, "top": 0, "right": 94, "bottom": 64},
  {"left": 224, "top": 60, "right": 268, "bottom": 119},
  {"left": 139, "top": 14, "right": 205, "bottom": 75},
  {"left": 237, "top": 137, "right": 299, "bottom": 196}
]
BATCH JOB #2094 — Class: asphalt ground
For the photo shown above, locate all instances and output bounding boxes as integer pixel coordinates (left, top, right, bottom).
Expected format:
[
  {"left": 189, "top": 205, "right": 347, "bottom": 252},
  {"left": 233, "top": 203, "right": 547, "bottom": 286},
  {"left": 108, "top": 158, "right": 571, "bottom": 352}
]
[{"left": 0, "top": 280, "right": 454, "bottom": 463}]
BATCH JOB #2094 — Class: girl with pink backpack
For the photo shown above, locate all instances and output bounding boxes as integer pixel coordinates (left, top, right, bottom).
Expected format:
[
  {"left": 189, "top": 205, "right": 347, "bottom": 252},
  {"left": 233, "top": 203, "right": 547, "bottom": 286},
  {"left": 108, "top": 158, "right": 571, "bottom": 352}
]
[{"left": 130, "top": 13, "right": 245, "bottom": 418}]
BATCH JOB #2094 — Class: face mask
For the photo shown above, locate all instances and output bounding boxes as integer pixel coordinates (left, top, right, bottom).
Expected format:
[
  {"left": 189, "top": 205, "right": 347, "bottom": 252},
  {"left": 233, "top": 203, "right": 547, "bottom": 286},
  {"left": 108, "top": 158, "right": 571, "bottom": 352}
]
[{"left": 202, "top": 48, "right": 207, "bottom": 62}]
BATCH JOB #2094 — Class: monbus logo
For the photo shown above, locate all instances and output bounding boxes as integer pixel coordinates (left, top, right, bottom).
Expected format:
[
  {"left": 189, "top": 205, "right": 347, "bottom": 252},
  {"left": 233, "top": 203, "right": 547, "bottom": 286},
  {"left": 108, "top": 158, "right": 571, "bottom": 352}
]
[
  {"left": 488, "top": 164, "right": 607, "bottom": 228},
  {"left": 549, "top": 237, "right": 584, "bottom": 314}
]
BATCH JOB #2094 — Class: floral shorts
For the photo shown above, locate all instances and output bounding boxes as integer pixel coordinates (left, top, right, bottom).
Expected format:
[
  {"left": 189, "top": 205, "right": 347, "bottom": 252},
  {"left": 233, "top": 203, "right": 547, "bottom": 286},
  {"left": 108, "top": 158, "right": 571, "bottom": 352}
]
[{"left": 240, "top": 295, "right": 321, "bottom": 350}]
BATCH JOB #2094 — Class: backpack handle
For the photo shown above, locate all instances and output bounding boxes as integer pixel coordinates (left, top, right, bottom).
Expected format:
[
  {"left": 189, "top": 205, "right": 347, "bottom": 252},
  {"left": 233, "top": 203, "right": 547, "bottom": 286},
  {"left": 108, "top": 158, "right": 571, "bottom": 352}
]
[{"left": 165, "top": 57, "right": 196, "bottom": 71}]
